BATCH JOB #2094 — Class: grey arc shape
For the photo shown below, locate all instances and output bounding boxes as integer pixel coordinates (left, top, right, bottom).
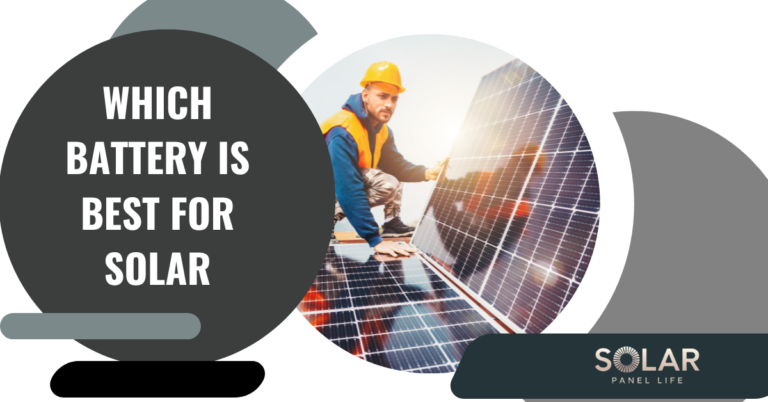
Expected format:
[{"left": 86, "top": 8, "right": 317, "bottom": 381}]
[
  {"left": 529, "top": 111, "right": 768, "bottom": 402},
  {"left": 112, "top": 0, "right": 317, "bottom": 69},
  {"left": 1, "top": 313, "right": 200, "bottom": 340}
]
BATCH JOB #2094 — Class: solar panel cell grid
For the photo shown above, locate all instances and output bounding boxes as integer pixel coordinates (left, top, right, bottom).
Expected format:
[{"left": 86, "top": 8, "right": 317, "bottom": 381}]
[
  {"left": 410, "top": 364, "right": 457, "bottom": 374},
  {"left": 298, "top": 244, "right": 501, "bottom": 372},
  {"left": 412, "top": 59, "right": 600, "bottom": 334}
]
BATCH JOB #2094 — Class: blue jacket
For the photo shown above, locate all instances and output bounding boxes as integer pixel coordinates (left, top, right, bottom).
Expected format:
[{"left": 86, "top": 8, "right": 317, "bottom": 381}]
[{"left": 325, "top": 93, "right": 427, "bottom": 247}]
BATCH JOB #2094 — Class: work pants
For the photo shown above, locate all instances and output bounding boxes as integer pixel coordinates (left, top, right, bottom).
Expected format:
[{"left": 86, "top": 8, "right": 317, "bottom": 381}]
[{"left": 334, "top": 168, "right": 403, "bottom": 223}]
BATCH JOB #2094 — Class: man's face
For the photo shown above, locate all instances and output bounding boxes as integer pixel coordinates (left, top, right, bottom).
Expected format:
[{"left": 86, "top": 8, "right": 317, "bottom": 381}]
[{"left": 362, "top": 82, "right": 399, "bottom": 125}]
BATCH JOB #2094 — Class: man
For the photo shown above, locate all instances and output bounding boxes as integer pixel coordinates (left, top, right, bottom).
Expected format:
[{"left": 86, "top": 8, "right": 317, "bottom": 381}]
[{"left": 321, "top": 61, "right": 448, "bottom": 257}]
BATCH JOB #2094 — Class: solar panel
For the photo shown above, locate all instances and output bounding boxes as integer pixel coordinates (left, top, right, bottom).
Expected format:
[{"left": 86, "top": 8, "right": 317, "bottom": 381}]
[
  {"left": 411, "top": 59, "right": 600, "bottom": 334},
  {"left": 298, "top": 243, "right": 502, "bottom": 372}
]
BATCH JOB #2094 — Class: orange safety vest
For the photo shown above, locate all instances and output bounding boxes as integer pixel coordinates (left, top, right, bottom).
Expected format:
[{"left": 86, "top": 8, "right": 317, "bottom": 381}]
[{"left": 320, "top": 109, "right": 389, "bottom": 169}]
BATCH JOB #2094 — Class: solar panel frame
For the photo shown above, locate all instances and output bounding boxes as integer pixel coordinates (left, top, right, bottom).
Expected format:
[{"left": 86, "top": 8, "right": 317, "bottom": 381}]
[{"left": 410, "top": 58, "right": 600, "bottom": 334}]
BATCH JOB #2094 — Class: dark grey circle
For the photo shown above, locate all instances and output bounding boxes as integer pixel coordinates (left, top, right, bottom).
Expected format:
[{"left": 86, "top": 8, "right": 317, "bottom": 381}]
[{"left": 0, "top": 30, "right": 334, "bottom": 361}]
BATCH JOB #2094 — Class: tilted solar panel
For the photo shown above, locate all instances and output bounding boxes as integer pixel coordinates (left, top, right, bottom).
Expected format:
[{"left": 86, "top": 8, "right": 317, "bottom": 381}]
[
  {"left": 411, "top": 59, "right": 600, "bottom": 334},
  {"left": 298, "top": 243, "right": 502, "bottom": 372}
]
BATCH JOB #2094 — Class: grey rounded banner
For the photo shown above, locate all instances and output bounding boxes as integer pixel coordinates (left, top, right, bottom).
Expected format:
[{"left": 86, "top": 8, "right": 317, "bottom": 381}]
[{"left": 0, "top": 313, "right": 200, "bottom": 340}]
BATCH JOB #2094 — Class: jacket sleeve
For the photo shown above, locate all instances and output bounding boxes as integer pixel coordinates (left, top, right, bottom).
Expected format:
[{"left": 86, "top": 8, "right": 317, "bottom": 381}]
[
  {"left": 327, "top": 127, "right": 383, "bottom": 247},
  {"left": 377, "top": 128, "right": 428, "bottom": 182}
]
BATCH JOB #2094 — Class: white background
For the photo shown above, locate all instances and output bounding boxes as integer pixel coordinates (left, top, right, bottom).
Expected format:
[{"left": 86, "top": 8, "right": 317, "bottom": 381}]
[{"left": 1, "top": 1, "right": 766, "bottom": 401}]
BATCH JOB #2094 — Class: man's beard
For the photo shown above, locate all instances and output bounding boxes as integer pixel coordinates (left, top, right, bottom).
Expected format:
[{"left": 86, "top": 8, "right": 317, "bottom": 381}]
[
  {"left": 365, "top": 104, "right": 392, "bottom": 124},
  {"left": 375, "top": 109, "right": 392, "bottom": 123}
]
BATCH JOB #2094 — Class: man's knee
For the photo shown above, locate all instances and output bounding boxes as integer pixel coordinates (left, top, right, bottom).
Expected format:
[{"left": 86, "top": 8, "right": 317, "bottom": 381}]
[
  {"left": 367, "top": 171, "right": 400, "bottom": 206},
  {"left": 378, "top": 174, "right": 400, "bottom": 202}
]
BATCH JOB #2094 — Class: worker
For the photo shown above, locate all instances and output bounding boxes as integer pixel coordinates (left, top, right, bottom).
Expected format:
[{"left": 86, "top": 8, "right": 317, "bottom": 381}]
[{"left": 321, "top": 61, "right": 449, "bottom": 257}]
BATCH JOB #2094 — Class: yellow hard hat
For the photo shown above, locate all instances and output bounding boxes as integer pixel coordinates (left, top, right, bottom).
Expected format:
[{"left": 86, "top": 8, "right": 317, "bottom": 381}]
[{"left": 360, "top": 61, "right": 406, "bottom": 93}]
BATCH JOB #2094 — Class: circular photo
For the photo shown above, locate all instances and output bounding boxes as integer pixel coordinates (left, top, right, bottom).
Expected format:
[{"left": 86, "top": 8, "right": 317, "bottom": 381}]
[{"left": 297, "top": 35, "right": 600, "bottom": 373}]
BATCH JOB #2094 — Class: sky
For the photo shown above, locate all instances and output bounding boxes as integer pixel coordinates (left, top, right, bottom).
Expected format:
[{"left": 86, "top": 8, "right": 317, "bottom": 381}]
[{"left": 302, "top": 35, "right": 513, "bottom": 227}]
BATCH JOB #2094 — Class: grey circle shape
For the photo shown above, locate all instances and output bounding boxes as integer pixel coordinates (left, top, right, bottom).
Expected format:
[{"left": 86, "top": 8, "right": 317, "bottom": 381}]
[
  {"left": 529, "top": 111, "right": 766, "bottom": 402},
  {"left": 0, "top": 30, "right": 333, "bottom": 361},
  {"left": 613, "top": 346, "right": 639, "bottom": 373},
  {"left": 593, "top": 112, "right": 768, "bottom": 336},
  {"left": 112, "top": 0, "right": 317, "bottom": 69}
]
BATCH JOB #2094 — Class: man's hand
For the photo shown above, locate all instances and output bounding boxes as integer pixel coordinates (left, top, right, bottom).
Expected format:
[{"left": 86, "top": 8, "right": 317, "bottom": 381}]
[
  {"left": 425, "top": 157, "right": 450, "bottom": 181},
  {"left": 373, "top": 241, "right": 418, "bottom": 257}
]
